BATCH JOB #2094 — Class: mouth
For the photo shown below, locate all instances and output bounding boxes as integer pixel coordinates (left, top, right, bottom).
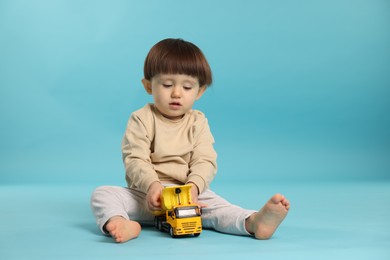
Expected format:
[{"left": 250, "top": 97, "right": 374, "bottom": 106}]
[{"left": 169, "top": 102, "right": 182, "bottom": 110}]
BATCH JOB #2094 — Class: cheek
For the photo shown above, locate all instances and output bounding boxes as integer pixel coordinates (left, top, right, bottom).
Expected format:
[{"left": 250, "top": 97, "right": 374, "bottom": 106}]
[
  {"left": 191, "top": 92, "right": 200, "bottom": 101},
  {"left": 152, "top": 89, "right": 164, "bottom": 99},
  {"left": 152, "top": 93, "right": 162, "bottom": 104}
]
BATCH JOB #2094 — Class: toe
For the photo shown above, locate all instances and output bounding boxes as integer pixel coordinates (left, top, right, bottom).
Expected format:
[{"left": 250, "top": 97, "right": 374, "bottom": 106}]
[
  {"left": 271, "top": 193, "right": 284, "bottom": 204},
  {"left": 281, "top": 198, "right": 290, "bottom": 210},
  {"left": 115, "top": 235, "right": 123, "bottom": 243},
  {"left": 106, "top": 221, "right": 117, "bottom": 233}
]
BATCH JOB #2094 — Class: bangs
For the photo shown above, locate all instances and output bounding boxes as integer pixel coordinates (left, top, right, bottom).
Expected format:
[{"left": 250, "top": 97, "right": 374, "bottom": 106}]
[{"left": 144, "top": 39, "right": 212, "bottom": 87}]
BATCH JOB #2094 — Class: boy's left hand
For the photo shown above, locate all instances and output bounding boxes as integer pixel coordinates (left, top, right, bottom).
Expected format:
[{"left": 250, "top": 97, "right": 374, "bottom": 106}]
[{"left": 188, "top": 182, "right": 207, "bottom": 208}]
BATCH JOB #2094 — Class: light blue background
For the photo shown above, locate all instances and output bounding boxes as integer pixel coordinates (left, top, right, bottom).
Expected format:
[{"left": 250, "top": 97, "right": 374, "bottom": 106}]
[{"left": 1, "top": 0, "right": 389, "bottom": 185}]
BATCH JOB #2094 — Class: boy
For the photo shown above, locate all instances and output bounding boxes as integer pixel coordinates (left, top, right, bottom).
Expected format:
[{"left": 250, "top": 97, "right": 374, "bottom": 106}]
[{"left": 91, "top": 38, "right": 290, "bottom": 243}]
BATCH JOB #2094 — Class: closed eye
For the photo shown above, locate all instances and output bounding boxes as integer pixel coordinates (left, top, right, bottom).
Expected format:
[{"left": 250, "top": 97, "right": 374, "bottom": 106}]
[{"left": 163, "top": 84, "right": 172, "bottom": 88}]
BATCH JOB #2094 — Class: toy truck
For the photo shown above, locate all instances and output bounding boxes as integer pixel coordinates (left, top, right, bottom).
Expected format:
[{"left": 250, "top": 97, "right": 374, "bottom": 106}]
[{"left": 154, "top": 184, "right": 202, "bottom": 238}]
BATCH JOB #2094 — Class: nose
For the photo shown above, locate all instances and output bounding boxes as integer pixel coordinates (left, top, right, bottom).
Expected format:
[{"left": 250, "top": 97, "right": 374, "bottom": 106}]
[{"left": 171, "top": 86, "right": 181, "bottom": 98}]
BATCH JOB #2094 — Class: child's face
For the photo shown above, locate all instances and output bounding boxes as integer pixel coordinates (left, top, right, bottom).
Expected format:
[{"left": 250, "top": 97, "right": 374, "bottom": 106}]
[{"left": 142, "top": 74, "right": 205, "bottom": 120}]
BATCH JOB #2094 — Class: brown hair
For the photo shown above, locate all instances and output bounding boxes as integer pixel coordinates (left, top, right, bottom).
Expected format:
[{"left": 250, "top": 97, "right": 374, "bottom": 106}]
[{"left": 144, "top": 38, "right": 212, "bottom": 87}]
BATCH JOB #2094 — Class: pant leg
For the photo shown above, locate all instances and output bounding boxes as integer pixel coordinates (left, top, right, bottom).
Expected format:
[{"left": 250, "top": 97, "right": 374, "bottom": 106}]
[
  {"left": 198, "top": 189, "right": 256, "bottom": 236},
  {"left": 90, "top": 186, "right": 154, "bottom": 234}
]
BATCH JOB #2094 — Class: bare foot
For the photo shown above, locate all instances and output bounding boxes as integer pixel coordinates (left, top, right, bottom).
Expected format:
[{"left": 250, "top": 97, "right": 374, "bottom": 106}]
[
  {"left": 246, "top": 194, "right": 290, "bottom": 239},
  {"left": 104, "top": 216, "right": 141, "bottom": 243}
]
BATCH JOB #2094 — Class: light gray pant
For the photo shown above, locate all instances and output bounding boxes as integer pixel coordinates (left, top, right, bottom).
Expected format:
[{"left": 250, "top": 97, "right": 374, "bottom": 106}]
[{"left": 91, "top": 185, "right": 256, "bottom": 236}]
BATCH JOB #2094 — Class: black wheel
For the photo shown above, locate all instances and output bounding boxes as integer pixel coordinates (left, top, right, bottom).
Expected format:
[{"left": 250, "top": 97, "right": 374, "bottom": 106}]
[
  {"left": 154, "top": 217, "right": 158, "bottom": 228},
  {"left": 157, "top": 219, "right": 163, "bottom": 231},
  {"left": 169, "top": 226, "right": 176, "bottom": 238},
  {"left": 194, "top": 233, "right": 200, "bottom": 237}
]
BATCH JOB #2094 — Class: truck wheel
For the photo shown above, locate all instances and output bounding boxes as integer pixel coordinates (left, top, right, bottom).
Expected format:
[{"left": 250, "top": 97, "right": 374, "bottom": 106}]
[
  {"left": 157, "top": 219, "right": 162, "bottom": 231},
  {"left": 194, "top": 233, "right": 200, "bottom": 237},
  {"left": 169, "top": 226, "right": 176, "bottom": 238},
  {"left": 154, "top": 217, "right": 158, "bottom": 228}
]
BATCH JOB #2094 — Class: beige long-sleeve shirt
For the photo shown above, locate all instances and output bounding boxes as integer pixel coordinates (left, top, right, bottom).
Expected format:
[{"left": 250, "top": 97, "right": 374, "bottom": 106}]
[{"left": 122, "top": 104, "right": 217, "bottom": 194}]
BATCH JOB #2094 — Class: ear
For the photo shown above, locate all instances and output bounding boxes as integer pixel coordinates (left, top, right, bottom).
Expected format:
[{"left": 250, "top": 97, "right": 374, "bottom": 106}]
[
  {"left": 196, "top": 86, "right": 207, "bottom": 100},
  {"left": 142, "top": 79, "right": 152, "bottom": 94}
]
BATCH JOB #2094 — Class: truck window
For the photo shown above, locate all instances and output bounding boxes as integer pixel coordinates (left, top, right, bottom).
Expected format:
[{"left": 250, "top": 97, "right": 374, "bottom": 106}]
[{"left": 175, "top": 207, "right": 200, "bottom": 218}]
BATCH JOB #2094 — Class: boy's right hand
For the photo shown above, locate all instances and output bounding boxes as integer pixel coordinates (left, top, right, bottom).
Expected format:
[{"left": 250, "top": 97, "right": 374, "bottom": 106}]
[{"left": 146, "top": 181, "right": 163, "bottom": 211}]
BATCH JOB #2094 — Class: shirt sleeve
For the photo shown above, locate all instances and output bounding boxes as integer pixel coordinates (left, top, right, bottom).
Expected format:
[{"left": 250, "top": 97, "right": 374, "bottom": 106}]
[
  {"left": 186, "top": 115, "right": 217, "bottom": 194},
  {"left": 122, "top": 112, "right": 160, "bottom": 193}
]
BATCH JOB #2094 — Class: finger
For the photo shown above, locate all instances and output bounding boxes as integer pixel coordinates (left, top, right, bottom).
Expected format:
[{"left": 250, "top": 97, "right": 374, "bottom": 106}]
[
  {"left": 151, "top": 199, "right": 161, "bottom": 208},
  {"left": 198, "top": 202, "right": 208, "bottom": 208},
  {"left": 148, "top": 200, "right": 160, "bottom": 211},
  {"left": 148, "top": 203, "right": 162, "bottom": 212}
]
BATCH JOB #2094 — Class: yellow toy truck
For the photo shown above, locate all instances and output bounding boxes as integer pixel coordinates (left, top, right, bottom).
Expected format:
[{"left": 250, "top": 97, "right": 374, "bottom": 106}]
[{"left": 154, "top": 184, "right": 202, "bottom": 238}]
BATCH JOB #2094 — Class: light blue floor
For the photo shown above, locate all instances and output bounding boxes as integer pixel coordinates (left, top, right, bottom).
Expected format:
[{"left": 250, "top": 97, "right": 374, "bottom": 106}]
[{"left": 1, "top": 181, "right": 389, "bottom": 259}]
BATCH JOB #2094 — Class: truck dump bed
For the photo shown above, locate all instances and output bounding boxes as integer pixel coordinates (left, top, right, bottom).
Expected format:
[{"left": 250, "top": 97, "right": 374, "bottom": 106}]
[{"left": 160, "top": 184, "right": 193, "bottom": 210}]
